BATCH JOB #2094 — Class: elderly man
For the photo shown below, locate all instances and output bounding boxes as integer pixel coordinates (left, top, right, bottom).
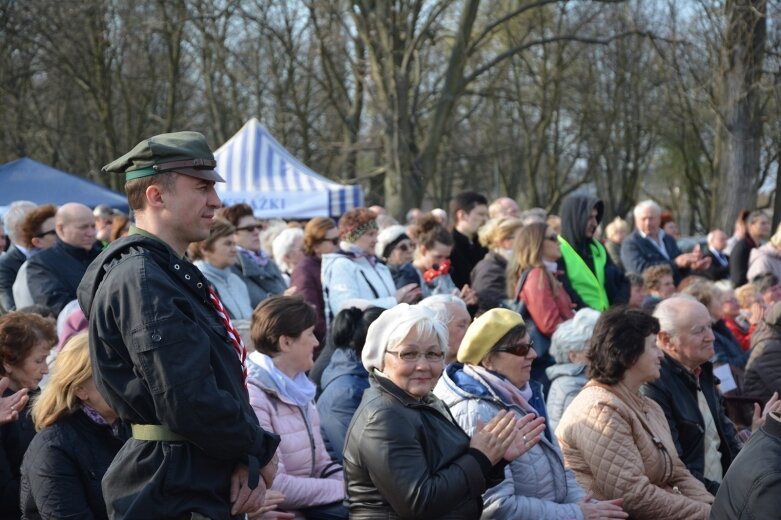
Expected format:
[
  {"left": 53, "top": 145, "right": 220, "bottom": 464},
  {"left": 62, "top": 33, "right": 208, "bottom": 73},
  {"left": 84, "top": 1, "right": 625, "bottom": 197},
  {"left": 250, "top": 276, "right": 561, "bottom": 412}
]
[
  {"left": 77, "top": 132, "right": 279, "bottom": 518},
  {"left": 93, "top": 203, "right": 115, "bottom": 248},
  {"left": 419, "top": 294, "right": 471, "bottom": 364},
  {"left": 642, "top": 296, "right": 748, "bottom": 494},
  {"left": 24, "top": 203, "right": 100, "bottom": 315},
  {"left": 621, "top": 200, "right": 710, "bottom": 284},
  {"left": 0, "top": 201, "right": 36, "bottom": 312},
  {"left": 695, "top": 229, "right": 730, "bottom": 281},
  {"left": 488, "top": 196, "right": 520, "bottom": 219}
]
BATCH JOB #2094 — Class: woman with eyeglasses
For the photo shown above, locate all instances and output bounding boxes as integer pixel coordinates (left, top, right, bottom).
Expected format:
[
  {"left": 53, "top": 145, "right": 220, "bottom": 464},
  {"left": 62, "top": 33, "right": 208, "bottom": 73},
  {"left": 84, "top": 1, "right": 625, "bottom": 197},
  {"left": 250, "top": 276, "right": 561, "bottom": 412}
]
[
  {"left": 291, "top": 217, "right": 339, "bottom": 347},
  {"left": 220, "top": 203, "right": 288, "bottom": 308},
  {"left": 343, "top": 304, "right": 540, "bottom": 519},
  {"left": 507, "top": 222, "right": 574, "bottom": 386},
  {"left": 434, "top": 308, "right": 625, "bottom": 520},
  {"left": 375, "top": 225, "right": 419, "bottom": 289},
  {"left": 556, "top": 307, "right": 713, "bottom": 519}
]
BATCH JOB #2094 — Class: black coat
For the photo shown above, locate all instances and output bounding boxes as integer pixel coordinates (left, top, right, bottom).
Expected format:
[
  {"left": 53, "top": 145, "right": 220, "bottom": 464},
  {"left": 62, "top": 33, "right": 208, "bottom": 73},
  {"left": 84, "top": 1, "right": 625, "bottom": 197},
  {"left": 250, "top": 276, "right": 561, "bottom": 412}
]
[
  {"left": 450, "top": 229, "right": 488, "bottom": 290},
  {"left": 26, "top": 238, "right": 100, "bottom": 316},
  {"left": 0, "top": 246, "right": 26, "bottom": 313},
  {"left": 695, "top": 248, "right": 729, "bottom": 281},
  {"left": 343, "top": 374, "right": 504, "bottom": 519},
  {"left": 19, "top": 409, "right": 128, "bottom": 520},
  {"left": 641, "top": 355, "right": 741, "bottom": 494},
  {"left": 77, "top": 232, "right": 279, "bottom": 520},
  {"left": 711, "top": 412, "right": 781, "bottom": 519},
  {"left": 470, "top": 252, "right": 507, "bottom": 315},
  {"left": 729, "top": 236, "right": 757, "bottom": 287},
  {"left": 0, "top": 390, "right": 35, "bottom": 520}
]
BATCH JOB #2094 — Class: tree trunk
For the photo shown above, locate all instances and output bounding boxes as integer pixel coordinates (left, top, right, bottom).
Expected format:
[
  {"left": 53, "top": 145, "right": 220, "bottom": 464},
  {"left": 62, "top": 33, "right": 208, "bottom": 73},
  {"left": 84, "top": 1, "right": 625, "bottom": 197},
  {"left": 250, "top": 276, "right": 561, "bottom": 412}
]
[{"left": 714, "top": 0, "right": 766, "bottom": 230}]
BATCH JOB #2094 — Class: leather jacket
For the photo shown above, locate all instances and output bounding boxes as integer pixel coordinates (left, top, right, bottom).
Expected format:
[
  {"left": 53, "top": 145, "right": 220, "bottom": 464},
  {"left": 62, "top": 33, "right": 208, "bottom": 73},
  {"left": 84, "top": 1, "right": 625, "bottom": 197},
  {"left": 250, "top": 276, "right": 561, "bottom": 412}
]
[
  {"left": 641, "top": 354, "right": 741, "bottom": 494},
  {"left": 343, "top": 374, "right": 504, "bottom": 519}
]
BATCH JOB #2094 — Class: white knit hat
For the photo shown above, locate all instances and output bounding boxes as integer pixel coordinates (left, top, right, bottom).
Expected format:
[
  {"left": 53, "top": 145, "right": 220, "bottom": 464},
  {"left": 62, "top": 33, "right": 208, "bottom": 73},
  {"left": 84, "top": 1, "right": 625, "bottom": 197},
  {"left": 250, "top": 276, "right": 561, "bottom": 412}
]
[
  {"left": 374, "top": 225, "right": 410, "bottom": 260},
  {"left": 361, "top": 303, "right": 447, "bottom": 372}
]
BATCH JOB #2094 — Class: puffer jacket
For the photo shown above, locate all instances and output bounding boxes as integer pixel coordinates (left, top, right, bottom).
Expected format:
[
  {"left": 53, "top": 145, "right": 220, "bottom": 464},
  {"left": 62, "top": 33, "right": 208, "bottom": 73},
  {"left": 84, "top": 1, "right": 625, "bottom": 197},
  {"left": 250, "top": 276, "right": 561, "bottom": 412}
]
[
  {"left": 747, "top": 242, "right": 781, "bottom": 282},
  {"left": 434, "top": 364, "right": 585, "bottom": 520},
  {"left": 344, "top": 374, "right": 505, "bottom": 519},
  {"left": 556, "top": 381, "right": 713, "bottom": 520},
  {"left": 321, "top": 253, "right": 396, "bottom": 324},
  {"left": 545, "top": 363, "right": 588, "bottom": 434},
  {"left": 316, "top": 348, "right": 369, "bottom": 463},
  {"left": 20, "top": 409, "right": 128, "bottom": 520},
  {"left": 745, "top": 305, "right": 781, "bottom": 404},
  {"left": 247, "top": 357, "right": 344, "bottom": 516}
]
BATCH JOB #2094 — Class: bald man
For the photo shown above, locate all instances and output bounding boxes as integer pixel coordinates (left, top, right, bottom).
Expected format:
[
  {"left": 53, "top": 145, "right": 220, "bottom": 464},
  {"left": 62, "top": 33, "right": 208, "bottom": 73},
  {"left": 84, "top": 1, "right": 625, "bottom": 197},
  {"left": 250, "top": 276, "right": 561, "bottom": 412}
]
[
  {"left": 26, "top": 203, "right": 100, "bottom": 315},
  {"left": 488, "top": 197, "right": 520, "bottom": 219}
]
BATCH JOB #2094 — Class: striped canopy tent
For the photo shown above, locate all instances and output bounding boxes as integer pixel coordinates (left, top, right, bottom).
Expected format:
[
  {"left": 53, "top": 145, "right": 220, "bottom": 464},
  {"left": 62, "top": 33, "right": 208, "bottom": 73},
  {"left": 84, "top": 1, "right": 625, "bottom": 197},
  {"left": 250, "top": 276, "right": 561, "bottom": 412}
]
[{"left": 214, "top": 118, "right": 363, "bottom": 219}]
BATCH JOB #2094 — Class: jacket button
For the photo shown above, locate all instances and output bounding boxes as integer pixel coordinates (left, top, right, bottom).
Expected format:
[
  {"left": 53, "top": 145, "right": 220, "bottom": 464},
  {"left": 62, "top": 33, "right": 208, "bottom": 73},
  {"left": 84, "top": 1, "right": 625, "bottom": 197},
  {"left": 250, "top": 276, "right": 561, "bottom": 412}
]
[
  {"left": 185, "top": 274, "right": 191, "bottom": 280},
  {"left": 197, "top": 282, "right": 203, "bottom": 288},
  {"left": 174, "top": 264, "right": 180, "bottom": 270},
  {"left": 151, "top": 333, "right": 162, "bottom": 342}
]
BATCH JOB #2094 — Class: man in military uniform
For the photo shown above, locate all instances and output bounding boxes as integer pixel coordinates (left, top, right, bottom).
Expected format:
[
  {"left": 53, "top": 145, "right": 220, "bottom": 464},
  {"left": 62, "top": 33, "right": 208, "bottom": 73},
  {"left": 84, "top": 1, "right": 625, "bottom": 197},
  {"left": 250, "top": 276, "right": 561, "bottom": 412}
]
[{"left": 78, "top": 132, "right": 279, "bottom": 519}]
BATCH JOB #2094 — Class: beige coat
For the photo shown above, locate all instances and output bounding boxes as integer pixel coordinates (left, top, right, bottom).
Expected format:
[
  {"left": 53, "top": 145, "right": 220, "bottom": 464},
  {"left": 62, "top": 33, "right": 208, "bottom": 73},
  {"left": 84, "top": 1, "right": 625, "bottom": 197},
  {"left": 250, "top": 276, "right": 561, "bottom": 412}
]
[{"left": 556, "top": 381, "right": 712, "bottom": 520}]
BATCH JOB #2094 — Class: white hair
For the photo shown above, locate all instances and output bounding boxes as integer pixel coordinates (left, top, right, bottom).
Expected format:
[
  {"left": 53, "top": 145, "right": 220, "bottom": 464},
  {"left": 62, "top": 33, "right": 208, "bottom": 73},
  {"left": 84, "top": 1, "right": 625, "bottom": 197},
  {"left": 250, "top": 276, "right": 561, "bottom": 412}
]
[
  {"left": 653, "top": 294, "right": 699, "bottom": 335},
  {"left": 272, "top": 227, "right": 304, "bottom": 273},
  {"left": 4, "top": 201, "right": 36, "bottom": 243},
  {"left": 418, "top": 294, "right": 468, "bottom": 325},
  {"left": 550, "top": 308, "right": 601, "bottom": 364},
  {"left": 633, "top": 200, "right": 661, "bottom": 221}
]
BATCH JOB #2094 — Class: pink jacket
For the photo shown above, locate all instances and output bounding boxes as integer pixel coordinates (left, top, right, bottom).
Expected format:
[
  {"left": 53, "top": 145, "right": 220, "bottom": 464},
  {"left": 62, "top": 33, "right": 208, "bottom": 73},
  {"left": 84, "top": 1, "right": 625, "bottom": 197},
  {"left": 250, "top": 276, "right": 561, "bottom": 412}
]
[{"left": 248, "top": 371, "right": 344, "bottom": 514}]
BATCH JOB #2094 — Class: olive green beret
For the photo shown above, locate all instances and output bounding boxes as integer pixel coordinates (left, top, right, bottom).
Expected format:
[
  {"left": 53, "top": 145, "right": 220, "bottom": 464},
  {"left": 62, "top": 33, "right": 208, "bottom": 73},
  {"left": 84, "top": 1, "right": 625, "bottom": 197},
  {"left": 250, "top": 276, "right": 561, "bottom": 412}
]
[
  {"left": 102, "top": 131, "right": 225, "bottom": 182},
  {"left": 457, "top": 308, "right": 525, "bottom": 364}
]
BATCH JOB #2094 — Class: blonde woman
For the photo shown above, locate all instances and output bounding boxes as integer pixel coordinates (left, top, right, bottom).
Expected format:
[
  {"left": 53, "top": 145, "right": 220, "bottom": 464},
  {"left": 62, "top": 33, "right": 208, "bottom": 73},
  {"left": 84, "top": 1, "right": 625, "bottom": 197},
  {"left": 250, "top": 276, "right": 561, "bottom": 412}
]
[
  {"left": 471, "top": 217, "right": 524, "bottom": 314},
  {"left": 19, "top": 332, "right": 125, "bottom": 519},
  {"left": 507, "top": 222, "right": 574, "bottom": 386}
]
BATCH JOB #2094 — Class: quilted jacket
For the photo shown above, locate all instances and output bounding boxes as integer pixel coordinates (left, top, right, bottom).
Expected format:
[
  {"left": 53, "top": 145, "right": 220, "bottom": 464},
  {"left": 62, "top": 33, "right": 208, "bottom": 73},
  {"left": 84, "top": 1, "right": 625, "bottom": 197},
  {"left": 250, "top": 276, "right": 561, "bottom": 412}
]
[
  {"left": 556, "top": 381, "right": 713, "bottom": 520},
  {"left": 434, "top": 364, "right": 586, "bottom": 520},
  {"left": 247, "top": 358, "right": 344, "bottom": 517}
]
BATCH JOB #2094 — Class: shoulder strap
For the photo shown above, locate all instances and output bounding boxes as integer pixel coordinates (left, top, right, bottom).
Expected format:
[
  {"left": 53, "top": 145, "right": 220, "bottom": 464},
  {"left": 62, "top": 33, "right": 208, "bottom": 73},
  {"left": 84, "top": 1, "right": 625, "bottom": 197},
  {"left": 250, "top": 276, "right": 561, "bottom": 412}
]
[
  {"left": 514, "top": 268, "right": 533, "bottom": 303},
  {"left": 359, "top": 271, "right": 380, "bottom": 298}
]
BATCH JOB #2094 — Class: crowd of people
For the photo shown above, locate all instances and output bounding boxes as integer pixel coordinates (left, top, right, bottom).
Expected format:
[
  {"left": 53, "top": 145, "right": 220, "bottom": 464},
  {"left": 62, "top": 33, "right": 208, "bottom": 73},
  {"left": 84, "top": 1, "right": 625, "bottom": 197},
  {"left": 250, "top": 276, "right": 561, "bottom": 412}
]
[{"left": 1, "top": 130, "right": 781, "bottom": 518}]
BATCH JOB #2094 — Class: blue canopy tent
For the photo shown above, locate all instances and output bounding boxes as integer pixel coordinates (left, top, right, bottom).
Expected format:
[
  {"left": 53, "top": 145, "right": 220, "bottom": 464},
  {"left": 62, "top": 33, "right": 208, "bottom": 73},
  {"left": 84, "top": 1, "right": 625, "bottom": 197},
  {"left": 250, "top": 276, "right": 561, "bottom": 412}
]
[
  {"left": 214, "top": 118, "right": 363, "bottom": 219},
  {"left": 0, "top": 157, "right": 129, "bottom": 213}
]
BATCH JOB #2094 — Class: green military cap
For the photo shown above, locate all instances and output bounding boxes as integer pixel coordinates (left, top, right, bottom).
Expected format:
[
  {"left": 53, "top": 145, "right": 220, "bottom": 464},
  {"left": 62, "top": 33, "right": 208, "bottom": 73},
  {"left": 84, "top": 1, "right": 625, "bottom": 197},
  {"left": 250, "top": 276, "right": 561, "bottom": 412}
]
[{"left": 102, "top": 131, "right": 225, "bottom": 182}]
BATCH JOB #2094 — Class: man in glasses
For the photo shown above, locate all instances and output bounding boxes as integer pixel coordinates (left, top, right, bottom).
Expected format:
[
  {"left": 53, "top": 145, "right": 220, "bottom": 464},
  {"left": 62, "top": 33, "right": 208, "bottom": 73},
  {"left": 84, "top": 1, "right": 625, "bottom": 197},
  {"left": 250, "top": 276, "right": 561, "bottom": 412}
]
[
  {"left": 557, "top": 194, "right": 628, "bottom": 311},
  {"left": 78, "top": 132, "right": 279, "bottom": 519},
  {"left": 25, "top": 202, "right": 100, "bottom": 315}
]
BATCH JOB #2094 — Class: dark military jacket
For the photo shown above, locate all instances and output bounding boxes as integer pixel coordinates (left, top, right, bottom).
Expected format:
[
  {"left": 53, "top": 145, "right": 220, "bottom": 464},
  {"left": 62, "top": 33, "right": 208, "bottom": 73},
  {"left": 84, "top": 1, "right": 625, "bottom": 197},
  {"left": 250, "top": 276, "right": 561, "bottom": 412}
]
[{"left": 78, "top": 231, "right": 279, "bottom": 520}]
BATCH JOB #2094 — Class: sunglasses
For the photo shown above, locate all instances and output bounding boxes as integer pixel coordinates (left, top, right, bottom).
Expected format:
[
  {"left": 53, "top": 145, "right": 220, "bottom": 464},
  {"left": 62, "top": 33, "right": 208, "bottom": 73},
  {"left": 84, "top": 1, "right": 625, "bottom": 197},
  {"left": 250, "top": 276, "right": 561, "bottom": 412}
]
[
  {"left": 496, "top": 340, "right": 534, "bottom": 357},
  {"left": 35, "top": 229, "right": 57, "bottom": 238},
  {"left": 236, "top": 224, "right": 263, "bottom": 232},
  {"left": 320, "top": 237, "right": 339, "bottom": 245},
  {"left": 544, "top": 235, "right": 558, "bottom": 242},
  {"left": 395, "top": 242, "right": 413, "bottom": 252}
]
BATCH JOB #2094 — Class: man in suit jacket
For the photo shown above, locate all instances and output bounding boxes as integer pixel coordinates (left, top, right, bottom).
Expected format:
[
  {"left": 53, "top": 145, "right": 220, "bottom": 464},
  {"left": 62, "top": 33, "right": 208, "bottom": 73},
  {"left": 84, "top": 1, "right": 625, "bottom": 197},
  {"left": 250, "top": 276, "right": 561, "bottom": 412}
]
[
  {"left": 696, "top": 229, "right": 730, "bottom": 281},
  {"left": 0, "top": 201, "right": 36, "bottom": 313},
  {"left": 620, "top": 200, "right": 710, "bottom": 284}
]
